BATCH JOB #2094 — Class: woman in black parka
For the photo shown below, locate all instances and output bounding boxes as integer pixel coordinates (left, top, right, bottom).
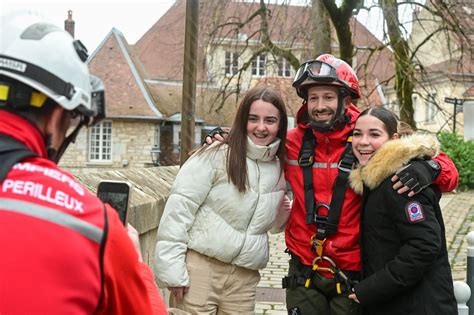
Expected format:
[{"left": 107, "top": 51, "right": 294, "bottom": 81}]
[{"left": 347, "top": 107, "right": 457, "bottom": 315}]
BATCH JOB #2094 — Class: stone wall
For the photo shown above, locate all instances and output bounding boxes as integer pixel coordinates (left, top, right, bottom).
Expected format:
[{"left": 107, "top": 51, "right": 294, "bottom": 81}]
[
  {"left": 61, "top": 120, "right": 158, "bottom": 171},
  {"left": 72, "top": 166, "right": 179, "bottom": 279}
]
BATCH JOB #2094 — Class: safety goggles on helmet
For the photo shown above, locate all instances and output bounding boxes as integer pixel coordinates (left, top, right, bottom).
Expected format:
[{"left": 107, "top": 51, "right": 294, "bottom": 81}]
[{"left": 292, "top": 60, "right": 339, "bottom": 89}]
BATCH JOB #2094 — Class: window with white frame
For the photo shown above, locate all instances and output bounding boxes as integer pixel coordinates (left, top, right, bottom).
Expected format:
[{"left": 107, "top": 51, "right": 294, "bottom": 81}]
[
  {"left": 278, "top": 57, "right": 291, "bottom": 77},
  {"left": 225, "top": 51, "right": 238, "bottom": 76},
  {"left": 426, "top": 93, "right": 436, "bottom": 121},
  {"left": 251, "top": 54, "right": 266, "bottom": 76},
  {"left": 89, "top": 120, "right": 112, "bottom": 162},
  {"left": 173, "top": 125, "right": 181, "bottom": 153}
]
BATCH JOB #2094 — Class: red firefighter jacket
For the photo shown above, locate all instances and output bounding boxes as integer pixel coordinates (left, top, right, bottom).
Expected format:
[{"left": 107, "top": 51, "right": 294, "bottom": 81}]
[
  {"left": 0, "top": 110, "right": 167, "bottom": 315},
  {"left": 284, "top": 103, "right": 458, "bottom": 273}
]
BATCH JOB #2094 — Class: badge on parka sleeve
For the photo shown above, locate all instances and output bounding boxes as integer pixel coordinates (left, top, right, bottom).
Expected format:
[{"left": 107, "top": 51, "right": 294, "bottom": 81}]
[{"left": 405, "top": 201, "right": 425, "bottom": 223}]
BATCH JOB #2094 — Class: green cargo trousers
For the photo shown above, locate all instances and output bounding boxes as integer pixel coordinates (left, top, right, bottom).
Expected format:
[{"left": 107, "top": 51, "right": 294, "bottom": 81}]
[{"left": 285, "top": 258, "right": 360, "bottom": 315}]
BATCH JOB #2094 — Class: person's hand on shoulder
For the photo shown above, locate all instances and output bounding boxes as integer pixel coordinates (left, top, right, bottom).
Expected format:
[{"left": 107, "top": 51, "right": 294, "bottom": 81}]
[
  {"left": 203, "top": 127, "right": 229, "bottom": 145},
  {"left": 391, "top": 159, "right": 440, "bottom": 197}
]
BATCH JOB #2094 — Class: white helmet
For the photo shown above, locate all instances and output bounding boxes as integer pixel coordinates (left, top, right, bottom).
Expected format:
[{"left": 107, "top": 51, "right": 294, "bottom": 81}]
[{"left": 0, "top": 10, "right": 104, "bottom": 125}]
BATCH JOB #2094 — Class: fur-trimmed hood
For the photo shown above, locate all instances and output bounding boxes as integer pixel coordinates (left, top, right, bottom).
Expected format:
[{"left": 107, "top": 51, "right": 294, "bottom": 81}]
[{"left": 349, "top": 134, "right": 440, "bottom": 194}]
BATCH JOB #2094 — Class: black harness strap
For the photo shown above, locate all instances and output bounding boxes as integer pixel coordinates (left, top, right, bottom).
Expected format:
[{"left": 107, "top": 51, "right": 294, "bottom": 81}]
[
  {"left": 94, "top": 203, "right": 109, "bottom": 312},
  {"left": 298, "top": 129, "right": 355, "bottom": 240},
  {"left": 320, "top": 134, "right": 355, "bottom": 239},
  {"left": 299, "top": 128, "right": 316, "bottom": 224},
  {"left": 0, "top": 134, "right": 37, "bottom": 183}
]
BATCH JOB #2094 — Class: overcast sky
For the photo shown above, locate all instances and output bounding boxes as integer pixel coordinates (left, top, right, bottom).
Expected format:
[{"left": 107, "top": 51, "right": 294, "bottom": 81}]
[
  {"left": 1, "top": 0, "right": 176, "bottom": 53},
  {"left": 1, "top": 0, "right": 395, "bottom": 53}
]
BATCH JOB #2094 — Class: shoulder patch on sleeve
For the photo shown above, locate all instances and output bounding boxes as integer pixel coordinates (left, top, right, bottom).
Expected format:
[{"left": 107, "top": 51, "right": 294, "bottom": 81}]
[{"left": 405, "top": 201, "right": 425, "bottom": 223}]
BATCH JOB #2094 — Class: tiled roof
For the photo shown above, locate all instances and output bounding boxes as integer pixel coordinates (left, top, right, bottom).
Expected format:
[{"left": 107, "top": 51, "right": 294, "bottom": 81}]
[
  {"left": 88, "top": 28, "right": 163, "bottom": 120},
  {"left": 146, "top": 82, "right": 241, "bottom": 126},
  {"left": 133, "top": 0, "right": 187, "bottom": 82},
  {"left": 425, "top": 57, "right": 473, "bottom": 75},
  {"left": 463, "top": 85, "right": 474, "bottom": 97}
]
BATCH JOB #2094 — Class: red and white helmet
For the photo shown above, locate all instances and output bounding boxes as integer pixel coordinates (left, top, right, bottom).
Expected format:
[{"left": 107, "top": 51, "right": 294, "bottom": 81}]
[{"left": 293, "top": 54, "right": 361, "bottom": 100}]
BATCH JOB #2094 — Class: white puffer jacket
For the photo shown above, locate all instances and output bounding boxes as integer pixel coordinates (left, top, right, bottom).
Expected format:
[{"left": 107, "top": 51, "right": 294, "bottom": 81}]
[{"left": 155, "top": 138, "right": 288, "bottom": 287}]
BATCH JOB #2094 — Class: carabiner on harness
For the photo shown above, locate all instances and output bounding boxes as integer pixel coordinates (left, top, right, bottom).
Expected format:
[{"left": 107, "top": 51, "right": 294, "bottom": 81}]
[
  {"left": 305, "top": 255, "right": 355, "bottom": 294},
  {"left": 304, "top": 255, "right": 336, "bottom": 288}
]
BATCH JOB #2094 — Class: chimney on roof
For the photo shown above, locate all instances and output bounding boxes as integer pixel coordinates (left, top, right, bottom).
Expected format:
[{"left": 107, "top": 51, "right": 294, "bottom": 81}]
[{"left": 64, "top": 10, "right": 75, "bottom": 38}]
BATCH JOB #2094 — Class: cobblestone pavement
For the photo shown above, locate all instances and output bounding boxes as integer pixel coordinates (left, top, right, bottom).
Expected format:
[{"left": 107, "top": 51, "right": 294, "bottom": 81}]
[{"left": 255, "top": 190, "right": 474, "bottom": 314}]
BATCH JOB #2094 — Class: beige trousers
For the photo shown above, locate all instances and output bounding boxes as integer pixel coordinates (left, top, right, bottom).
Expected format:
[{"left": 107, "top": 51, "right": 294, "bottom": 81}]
[{"left": 169, "top": 250, "right": 261, "bottom": 315}]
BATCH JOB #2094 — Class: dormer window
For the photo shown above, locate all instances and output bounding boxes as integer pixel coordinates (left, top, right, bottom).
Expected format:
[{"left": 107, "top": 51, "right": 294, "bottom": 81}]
[
  {"left": 251, "top": 54, "right": 266, "bottom": 76},
  {"left": 278, "top": 57, "right": 291, "bottom": 77},
  {"left": 225, "top": 51, "right": 238, "bottom": 76}
]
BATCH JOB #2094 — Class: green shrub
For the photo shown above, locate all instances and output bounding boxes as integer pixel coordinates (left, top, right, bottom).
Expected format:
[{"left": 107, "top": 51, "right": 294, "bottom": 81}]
[{"left": 438, "top": 132, "right": 474, "bottom": 191}]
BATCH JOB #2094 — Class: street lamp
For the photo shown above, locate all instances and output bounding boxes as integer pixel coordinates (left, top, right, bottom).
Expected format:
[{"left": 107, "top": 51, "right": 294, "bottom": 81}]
[
  {"left": 444, "top": 97, "right": 464, "bottom": 133},
  {"left": 150, "top": 145, "right": 161, "bottom": 166}
]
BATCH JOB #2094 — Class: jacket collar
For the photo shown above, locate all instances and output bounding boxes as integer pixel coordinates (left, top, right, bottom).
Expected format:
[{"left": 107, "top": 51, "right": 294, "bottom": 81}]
[
  {"left": 246, "top": 136, "right": 281, "bottom": 162},
  {"left": 349, "top": 134, "right": 440, "bottom": 194},
  {"left": 0, "top": 109, "right": 48, "bottom": 158}
]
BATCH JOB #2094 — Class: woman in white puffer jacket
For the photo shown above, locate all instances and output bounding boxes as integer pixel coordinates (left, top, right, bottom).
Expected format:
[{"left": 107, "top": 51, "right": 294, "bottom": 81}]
[{"left": 155, "top": 85, "right": 291, "bottom": 314}]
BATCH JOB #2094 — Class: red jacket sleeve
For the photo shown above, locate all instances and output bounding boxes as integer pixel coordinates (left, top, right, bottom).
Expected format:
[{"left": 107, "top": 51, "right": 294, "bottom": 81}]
[
  {"left": 433, "top": 151, "right": 458, "bottom": 192},
  {"left": 94, "top": 207, "right": 168, "bottom": 315},
  {"left": 140, "top": 261, "right": 169, "bottom": 315}
]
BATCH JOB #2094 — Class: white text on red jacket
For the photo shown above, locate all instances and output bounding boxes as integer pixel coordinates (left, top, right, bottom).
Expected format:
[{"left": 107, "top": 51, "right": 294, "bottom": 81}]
[
  {"left": 13, "top": 163, "right": 85, "bottom": 196},
  {"left": 2, "top": 180, "right": 84, "bottom": 213}
]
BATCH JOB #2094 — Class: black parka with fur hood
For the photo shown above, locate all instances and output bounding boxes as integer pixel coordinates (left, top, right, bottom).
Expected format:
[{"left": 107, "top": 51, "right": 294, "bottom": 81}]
[{"left": 349, "top": 134, "right": 457, "bottom": 315}]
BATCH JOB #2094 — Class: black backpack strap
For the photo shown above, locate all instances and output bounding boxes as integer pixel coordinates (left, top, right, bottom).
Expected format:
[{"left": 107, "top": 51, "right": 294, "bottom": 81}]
[
  {"left": 0, "top": 134, "right": 37, "bottom": 183},
  {"left": 298, "top": 128, "right": 316, "bottom": 224},
  {"left": 324, "top": 133, "right": 355, "bottom": 237},
  {"left": 95, "top": 203, "right": 109, "bottom": 311}
]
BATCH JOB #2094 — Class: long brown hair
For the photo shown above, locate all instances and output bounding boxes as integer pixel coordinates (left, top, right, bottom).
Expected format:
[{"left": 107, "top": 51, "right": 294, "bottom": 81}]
[{"left": 225, "top": 85, "right": 287, "bottom": 192}]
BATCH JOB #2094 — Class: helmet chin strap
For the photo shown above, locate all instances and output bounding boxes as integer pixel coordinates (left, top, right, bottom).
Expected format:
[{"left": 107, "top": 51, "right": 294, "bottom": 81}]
[
  {"left": 310, "top": 92, "right": 350, "bottom": 133},
  {"left": 46, "top": 119, "right": 86, "bottom": 163}
]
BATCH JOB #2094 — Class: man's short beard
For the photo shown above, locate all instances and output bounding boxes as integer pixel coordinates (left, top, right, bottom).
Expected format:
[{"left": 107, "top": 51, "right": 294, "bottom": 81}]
[{"left": 309, "top": 118, "right": 334, "bottom": 132}]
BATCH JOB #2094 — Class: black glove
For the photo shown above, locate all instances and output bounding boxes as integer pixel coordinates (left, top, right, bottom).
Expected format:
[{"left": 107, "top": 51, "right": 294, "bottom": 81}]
[
  {"left": 202, "top": 127, "right": 228, "bottom": 145},
  {"left": 395, "top": 159, "right": 441, "bottom": 194}
]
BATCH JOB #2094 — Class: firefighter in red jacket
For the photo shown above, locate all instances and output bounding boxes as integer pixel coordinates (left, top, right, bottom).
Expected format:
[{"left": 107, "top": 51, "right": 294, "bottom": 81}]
[
  {"left": 282, "top": 54, "right": 458, "bottom": 314},
  {"left": 0, "top": 11, "right": 167, "bottom": 314}
]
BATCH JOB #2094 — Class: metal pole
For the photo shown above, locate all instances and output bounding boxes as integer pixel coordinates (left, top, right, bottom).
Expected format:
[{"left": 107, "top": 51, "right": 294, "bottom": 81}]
[
  {"left": 180, "top": 0, "right": 199, "bottom": 165},
  {"left": 466, "top": 231, "right": 474, "bottom": 314},
  {"left": 454, "top": 98, "right": 458, "bottom": 133}
]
